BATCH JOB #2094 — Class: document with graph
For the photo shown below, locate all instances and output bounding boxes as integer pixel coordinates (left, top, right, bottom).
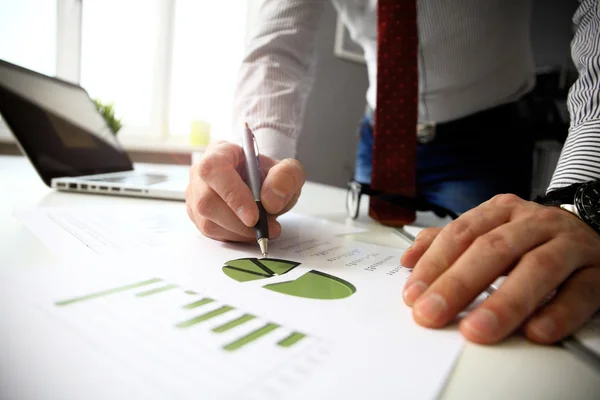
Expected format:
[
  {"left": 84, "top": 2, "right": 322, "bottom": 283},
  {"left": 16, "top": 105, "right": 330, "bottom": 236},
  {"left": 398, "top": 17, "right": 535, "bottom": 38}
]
[{"left": 0, "top": 228, "right": 464, "bottom": 400}]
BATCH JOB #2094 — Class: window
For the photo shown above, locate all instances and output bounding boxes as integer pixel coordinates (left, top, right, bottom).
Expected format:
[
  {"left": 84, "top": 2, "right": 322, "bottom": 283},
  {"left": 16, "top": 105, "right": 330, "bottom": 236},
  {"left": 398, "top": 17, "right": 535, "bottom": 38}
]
[
  {"left": 0, "top": 0, "right": 57, "bottom": 76},
  {"left": 1, "top": 0, "right": 253, "bottom": 147},
  {"left": 168, "top": 1, "right": 248, "bottom": 140},
  {"left": 0, "top": 0, "right": 57, "bottom": 140},
  {"left": 80, "top": 0, "right": 249, "bottom": 143},
  {"left": 80, "top": 0, "right": 165, "bottom": 137}
]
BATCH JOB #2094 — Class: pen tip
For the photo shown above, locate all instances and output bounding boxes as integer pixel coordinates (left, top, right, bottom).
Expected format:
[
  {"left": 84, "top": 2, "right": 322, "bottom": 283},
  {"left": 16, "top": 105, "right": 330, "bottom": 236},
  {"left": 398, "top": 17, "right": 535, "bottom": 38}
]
[{"left": 258, "top": 238, "right": 269, "bottom": 259}]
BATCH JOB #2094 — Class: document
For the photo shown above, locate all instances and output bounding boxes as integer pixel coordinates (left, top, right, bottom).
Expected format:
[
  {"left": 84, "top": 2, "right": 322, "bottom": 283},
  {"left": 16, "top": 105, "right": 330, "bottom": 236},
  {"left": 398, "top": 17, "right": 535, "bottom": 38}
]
[
  {"left": 0, "top": 228, "right": 464, "bottom": 400},
  {"left": 567, "top": 314, "right": 600, "bottom": 371},
  {"left": 14, "top": 205, "right": 367, "bottom": 258}
]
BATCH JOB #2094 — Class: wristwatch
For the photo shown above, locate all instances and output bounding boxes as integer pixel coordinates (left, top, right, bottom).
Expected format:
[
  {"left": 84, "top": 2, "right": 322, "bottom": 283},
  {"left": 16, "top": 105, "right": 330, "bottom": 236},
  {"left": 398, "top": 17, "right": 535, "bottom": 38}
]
[{"left": 534, "top": 179, "right": 600, "bottom": 235}]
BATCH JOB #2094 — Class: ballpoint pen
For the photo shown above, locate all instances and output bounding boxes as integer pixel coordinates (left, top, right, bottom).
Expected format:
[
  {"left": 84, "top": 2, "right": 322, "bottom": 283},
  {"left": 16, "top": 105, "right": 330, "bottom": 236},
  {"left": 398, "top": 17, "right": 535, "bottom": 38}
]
[{"left": 242, "top": 123, "right": 269, "bottom": 258}]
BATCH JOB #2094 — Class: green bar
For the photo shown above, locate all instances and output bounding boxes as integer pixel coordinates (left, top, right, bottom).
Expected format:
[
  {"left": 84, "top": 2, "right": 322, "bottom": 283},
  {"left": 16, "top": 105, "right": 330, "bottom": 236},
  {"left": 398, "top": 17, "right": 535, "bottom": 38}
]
[
  {"left": 212, "top": 314, "right": 255, "bottom": 333},
  {"left": 223, "top": 323, "right": 279, "bottom": 351},
  {"left": 176, "top": 306, "right": 234, "bottom": 328},
  {"left": 184, "top": 290, "right": 197, "bottom": 295},
  {"left": 277, "top": 332, "right": 306, "bottom": 348},
  {"left": 55, "top": 278, "right": 162, "bottom": 306},
  {"left": 183, "top": 298, "right": 214, "bottom": 309},
  {"left": 135, "top": 284, "right": 178, "bottom": 297}
]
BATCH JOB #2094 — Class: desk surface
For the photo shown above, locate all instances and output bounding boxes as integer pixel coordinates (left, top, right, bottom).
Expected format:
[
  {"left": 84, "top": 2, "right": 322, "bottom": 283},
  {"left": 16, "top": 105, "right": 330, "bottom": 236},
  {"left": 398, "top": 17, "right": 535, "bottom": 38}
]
[{"left": 1, "top": 155, "right": 599, "bottom": 399}]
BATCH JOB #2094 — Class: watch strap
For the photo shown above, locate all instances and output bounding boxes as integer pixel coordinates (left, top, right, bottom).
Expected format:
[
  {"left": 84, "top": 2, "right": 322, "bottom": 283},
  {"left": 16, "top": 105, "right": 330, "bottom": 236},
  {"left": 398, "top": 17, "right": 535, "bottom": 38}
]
[{"left": 533, "top": 182, "right": 583, "bottom": 207}]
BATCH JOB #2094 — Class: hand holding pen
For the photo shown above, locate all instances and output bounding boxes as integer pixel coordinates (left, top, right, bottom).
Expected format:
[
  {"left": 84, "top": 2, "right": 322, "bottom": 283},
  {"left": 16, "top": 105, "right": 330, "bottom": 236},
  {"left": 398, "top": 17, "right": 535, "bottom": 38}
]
[{"left": 185, "top": 127, "right": 307, "bottom": 248}]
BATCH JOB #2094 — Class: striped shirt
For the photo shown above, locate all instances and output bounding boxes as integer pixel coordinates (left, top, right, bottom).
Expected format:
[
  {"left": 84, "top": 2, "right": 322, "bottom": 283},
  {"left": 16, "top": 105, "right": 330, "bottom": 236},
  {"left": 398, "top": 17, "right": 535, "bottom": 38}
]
[{"left": 233, "top": 0, "right": 600, "bottom": 192}]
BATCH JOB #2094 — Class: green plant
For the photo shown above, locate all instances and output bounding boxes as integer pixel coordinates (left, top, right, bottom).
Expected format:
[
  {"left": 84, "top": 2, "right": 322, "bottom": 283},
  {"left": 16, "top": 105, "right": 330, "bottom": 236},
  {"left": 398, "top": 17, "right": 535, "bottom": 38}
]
[{"left": 93, "top": 99, "right": 122, "bottom": 135}]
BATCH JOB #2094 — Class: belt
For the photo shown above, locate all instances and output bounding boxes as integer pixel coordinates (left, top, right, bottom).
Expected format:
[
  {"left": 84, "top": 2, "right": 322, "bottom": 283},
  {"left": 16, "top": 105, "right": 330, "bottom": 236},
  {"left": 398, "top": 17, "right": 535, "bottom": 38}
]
[{"left": 365, "top": 96, "right": 531, "bottom": 144}]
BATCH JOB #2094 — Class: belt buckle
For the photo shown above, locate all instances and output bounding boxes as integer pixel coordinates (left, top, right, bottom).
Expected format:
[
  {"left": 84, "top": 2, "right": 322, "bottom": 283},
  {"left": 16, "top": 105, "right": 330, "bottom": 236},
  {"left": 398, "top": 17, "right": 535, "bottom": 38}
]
[{"left": 417, "top": 122, "right": 436, "bottom": 144}]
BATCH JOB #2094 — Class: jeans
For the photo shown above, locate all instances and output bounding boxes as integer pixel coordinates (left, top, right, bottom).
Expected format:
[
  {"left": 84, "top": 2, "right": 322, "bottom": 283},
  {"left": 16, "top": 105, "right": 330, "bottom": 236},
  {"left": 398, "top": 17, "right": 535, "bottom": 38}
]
[{"left": 354, "top": 109, "right": 534, "bottom": 215}]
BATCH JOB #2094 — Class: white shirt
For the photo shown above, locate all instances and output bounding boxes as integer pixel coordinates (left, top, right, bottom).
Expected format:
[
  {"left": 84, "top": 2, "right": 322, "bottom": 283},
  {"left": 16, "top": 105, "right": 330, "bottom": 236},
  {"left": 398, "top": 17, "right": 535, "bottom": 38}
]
[{"left": 233, "top": 0, "right": 600, "bottom": 192}]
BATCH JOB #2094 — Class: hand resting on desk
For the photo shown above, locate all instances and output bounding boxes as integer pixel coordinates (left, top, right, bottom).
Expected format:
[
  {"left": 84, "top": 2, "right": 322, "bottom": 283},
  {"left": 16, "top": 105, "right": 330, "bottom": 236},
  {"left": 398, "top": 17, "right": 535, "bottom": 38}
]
[
  {"left": 401, "top": 194, "right": 600, "bottom": 345},
  {"left": 186, "top": 141, "right": 306, "bottom": 242}
]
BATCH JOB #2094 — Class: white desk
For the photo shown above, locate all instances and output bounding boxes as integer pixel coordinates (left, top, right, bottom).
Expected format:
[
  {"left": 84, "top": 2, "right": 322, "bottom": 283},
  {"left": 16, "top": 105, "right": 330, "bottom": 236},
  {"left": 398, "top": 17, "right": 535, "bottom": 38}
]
[{"left": 1, "top": 155, "right": 599, "bottom": 399}]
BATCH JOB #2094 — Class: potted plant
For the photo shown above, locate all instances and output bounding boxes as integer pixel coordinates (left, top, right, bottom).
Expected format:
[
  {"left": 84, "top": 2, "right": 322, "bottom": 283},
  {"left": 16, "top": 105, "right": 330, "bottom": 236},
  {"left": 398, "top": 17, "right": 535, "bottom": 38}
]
[{"left": 93, "top": 99, "right": 122, "bottom": 135}]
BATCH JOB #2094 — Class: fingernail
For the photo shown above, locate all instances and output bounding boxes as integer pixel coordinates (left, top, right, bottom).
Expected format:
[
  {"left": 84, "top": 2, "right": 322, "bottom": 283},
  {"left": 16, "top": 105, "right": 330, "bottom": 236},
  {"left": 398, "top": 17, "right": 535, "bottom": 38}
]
[
  {"left": 403, "top": 280, "right": 428, "bottom": 305},
  {"left": 529, "top": 316, "right": 555, "bottom": 341},
  {"left": 265, "top": 188, "right": 286, "bottom": 211},
  {"left": 463, "top": 308, "right": 500, "bottom": 338},
  {"left": 414, "top": 293, "right": 447, "bottom": 324}
]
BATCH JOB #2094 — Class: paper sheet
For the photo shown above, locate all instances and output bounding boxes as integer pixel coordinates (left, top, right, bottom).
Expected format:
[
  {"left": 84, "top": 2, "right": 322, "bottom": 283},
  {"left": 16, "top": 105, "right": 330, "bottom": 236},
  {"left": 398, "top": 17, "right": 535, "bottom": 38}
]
[
  {"left": 0, "top": 228, "right": 464, "bottom": 400},
  {"left": 13, "top": 205, "right": 367, "bottom": 258},
  {"left": 573, "top": 314, "right": 600, "bottom": 358}
]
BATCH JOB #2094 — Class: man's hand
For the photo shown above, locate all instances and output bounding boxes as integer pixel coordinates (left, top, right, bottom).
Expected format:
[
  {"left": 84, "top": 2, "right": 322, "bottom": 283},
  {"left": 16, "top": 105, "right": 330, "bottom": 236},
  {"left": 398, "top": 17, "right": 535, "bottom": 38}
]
[
  {"left": 401, "top": 194, "right": 600, "bottom": 345},
  {"left": 186, "top": 141, "right": 306, "bottom": 242}
]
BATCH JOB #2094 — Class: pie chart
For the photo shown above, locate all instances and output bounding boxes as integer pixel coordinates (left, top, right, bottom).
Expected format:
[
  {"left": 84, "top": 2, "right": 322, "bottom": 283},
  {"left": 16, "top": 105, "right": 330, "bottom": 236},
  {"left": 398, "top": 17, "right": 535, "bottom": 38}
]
[{"left": 222, "top": 258, "right": 356, "bottom": 300}]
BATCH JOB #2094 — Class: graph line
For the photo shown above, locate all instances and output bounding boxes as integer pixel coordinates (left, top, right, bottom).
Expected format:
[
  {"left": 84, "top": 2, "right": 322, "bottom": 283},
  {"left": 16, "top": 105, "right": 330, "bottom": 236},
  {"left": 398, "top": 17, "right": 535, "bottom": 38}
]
[
  {"left": 135, "top": 284, "right": 179, "bottom": 297},
  {"left": 55, "top": 278, "right": 163, "bottom": 306},
  {"left": 223, "top": 323, "right": 279, "bottom": 351},
  {"left": 212, "top": 314, "right": 256, "bottom": 333},
  {"left": 183, "top": 298, "right": 214, "bottom": 309},
  {"left": 176, "top": 306, "right": 234, "bottom": 328},
  {"left": 277, "top": 332, "right": 306, "bottom": 348}
]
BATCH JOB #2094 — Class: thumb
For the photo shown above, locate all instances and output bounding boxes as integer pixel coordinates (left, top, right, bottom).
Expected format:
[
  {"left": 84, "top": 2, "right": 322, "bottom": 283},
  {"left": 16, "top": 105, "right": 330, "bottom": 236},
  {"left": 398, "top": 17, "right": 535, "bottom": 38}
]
[{"left": 260, "top": 158, "right": 306, "bottom": 214}]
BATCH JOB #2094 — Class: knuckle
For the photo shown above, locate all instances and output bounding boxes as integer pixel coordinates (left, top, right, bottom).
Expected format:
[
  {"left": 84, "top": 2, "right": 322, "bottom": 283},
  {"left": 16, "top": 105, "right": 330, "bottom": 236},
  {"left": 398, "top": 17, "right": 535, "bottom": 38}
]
[
  {"left": 474, "top": 233, "right": 514, "bottom": 258},
  {"left": 197, "top": 155, "right": 223, "bottom": 181},
  {"left": 443, "top": 219, "right": 476, "bottom": 244},
  {"left": 442, "top": 273, "right": 473, "bottom": 298},
  {"left": 420, "top": 255, "right": 447, "bottom": 276},
  {"left": 490, "top": 193, "right": 521, "bottom": 207},
  {"left": 282, "top": 158, "right": 306, "bottom": 180},
  {"left": 195, "top": 193, "right": 214, "bottom": 218},
  {"left": 199, "top": 218, "right": 217, "bottom": 237},
  {"left": 502, "top": 294, "right": 533, "bottom": 320},
  {"left": 536, "top": 207, "right": 563, "bottom": 225},
  {"left": 523, "top": 249, "right": 563, "bottom": 275},
  {"left": 222, "top": 187, "right": 242, "bottom": 208}
]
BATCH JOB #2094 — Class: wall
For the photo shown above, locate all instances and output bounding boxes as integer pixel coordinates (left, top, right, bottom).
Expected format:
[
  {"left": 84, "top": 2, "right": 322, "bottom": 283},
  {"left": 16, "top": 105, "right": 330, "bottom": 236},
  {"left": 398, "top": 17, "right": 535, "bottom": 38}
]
[
  {"left": 297, "top": 0, "right": 580, "bottom": 189},
  {"left": 295, "top": 1, "right": 368, "bottom": 189}
]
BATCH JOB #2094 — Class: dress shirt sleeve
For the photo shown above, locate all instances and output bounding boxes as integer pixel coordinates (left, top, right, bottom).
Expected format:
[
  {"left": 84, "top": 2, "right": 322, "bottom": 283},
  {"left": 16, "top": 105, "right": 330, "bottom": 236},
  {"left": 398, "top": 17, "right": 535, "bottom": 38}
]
[
  {"left": 548, "top": 0, "right": 600, "bottom": 191},
  {"left": 231, "top": 0, "right": 326, "bottom": 161}
]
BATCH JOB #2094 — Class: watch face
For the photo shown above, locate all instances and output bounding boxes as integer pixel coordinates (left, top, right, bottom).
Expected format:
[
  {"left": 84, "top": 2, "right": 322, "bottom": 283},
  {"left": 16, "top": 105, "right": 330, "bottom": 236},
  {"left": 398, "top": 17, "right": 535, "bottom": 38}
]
[{"left": 575, "top": 181, "right": 600, "bottom": 233}]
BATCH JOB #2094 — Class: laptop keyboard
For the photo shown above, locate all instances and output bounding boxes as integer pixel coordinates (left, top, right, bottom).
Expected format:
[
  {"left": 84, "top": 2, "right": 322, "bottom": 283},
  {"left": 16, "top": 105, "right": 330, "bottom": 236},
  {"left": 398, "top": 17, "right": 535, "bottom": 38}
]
[{"left": 87, "top": 173, "right": 169, "bottom": 185}]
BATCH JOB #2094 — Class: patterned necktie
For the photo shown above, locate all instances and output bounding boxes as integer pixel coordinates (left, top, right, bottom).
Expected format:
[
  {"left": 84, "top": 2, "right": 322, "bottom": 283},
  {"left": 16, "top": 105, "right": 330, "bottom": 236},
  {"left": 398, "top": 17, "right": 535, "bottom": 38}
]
[{"left": 369, "top": 0, "right": 419, "bottom": 226}]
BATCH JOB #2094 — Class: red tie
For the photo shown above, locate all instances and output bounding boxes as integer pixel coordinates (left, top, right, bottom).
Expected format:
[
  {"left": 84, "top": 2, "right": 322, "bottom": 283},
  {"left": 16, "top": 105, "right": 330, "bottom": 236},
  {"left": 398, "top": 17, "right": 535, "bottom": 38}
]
[{"left": 369, "top": 0, "right": 418, "bottom": 226}]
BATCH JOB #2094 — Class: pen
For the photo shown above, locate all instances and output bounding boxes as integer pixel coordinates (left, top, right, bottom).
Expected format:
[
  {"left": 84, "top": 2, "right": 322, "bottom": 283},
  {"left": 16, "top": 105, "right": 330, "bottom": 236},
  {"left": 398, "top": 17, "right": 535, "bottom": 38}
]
[{"left": 242, "top": 123, "right": 269, "bottom": 258}]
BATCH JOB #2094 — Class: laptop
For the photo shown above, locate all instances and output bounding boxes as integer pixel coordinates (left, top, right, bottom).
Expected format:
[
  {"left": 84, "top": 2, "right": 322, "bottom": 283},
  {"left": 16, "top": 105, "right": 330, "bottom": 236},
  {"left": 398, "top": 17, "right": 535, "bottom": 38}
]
[{"left": 0, "top": 58, "right": 187, "bottom": 201}]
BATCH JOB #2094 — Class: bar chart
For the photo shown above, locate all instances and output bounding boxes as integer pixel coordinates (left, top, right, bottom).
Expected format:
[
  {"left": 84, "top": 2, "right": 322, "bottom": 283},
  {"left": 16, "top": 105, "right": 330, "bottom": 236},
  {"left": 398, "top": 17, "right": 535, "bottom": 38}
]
[{"left": 55, "top": 277, "right": 310, "bottom": 352}]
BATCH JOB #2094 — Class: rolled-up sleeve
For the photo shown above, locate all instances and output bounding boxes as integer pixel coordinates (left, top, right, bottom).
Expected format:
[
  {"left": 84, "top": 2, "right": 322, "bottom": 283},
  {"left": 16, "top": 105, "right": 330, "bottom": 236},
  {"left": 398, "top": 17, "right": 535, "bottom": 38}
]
[{"left": 232, "top": 0, "right": 325, "bottom": 160}]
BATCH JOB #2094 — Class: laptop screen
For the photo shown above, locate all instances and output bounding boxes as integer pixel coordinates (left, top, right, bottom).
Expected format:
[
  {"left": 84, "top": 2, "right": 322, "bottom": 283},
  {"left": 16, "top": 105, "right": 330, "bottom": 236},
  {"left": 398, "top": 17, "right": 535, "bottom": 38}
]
[{"left": 0, "top": 59, "right": 133, "bottom": 186}]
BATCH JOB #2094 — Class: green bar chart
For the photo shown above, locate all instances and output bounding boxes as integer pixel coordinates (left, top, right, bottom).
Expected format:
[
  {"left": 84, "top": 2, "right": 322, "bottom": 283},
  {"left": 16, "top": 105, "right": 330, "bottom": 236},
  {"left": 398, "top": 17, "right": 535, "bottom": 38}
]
[
  {"left": 223, "top": 323, "right": 280, "bottom": 351},
  {"left": 54, "top": 278, "right": 308, "bottom": 352},
  {"left": 55, "top": 278, "right": 163, "bottom": 306}
]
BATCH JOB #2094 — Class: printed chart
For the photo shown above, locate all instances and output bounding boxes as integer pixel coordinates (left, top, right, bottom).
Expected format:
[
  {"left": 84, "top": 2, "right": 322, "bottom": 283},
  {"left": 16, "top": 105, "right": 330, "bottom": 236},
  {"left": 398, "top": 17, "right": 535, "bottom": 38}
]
[{"left": 222, "top": 258, "right": 356, "bottom": 300}]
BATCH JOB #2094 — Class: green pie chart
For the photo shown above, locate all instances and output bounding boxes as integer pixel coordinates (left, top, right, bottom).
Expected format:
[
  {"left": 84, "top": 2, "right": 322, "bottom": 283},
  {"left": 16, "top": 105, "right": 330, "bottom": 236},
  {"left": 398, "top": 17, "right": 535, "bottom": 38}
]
[{"left": 222, "top": 258, "right": 356, "bottom": 300}]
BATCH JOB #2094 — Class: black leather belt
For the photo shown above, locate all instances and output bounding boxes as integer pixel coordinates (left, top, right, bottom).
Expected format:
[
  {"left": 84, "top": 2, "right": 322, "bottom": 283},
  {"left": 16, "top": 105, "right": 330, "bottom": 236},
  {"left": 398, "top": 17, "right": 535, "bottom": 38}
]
[{"left": 366, "top": 96, "right": 531, "bottom": 144}]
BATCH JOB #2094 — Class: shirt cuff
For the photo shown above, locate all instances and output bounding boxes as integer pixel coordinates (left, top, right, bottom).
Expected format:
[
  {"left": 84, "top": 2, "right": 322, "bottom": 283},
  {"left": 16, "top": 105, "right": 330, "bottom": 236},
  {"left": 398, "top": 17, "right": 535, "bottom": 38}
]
[
  {"left": 547, "top": 119, "right": 600, "bottom": 192},
  {"left": 250, "top": 128, "right": 297, "bottom": 161}
]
